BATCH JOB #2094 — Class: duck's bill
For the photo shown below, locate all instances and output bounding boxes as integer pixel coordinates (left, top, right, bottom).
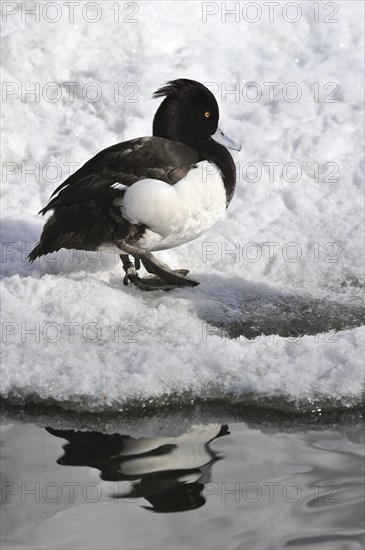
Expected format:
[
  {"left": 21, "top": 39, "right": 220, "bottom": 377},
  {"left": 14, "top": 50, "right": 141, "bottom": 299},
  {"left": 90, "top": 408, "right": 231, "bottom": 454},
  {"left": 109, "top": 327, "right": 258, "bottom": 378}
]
[{"left": 212, "top": 126, "right": 241, "bottom": 151}]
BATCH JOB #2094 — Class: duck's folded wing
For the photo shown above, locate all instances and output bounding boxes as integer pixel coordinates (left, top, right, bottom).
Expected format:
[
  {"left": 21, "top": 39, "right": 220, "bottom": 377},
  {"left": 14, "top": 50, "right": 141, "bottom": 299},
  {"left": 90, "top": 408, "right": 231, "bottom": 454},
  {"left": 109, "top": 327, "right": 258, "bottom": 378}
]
[{"left": 40, "top": 136, "right": 200, "bottom": 214}]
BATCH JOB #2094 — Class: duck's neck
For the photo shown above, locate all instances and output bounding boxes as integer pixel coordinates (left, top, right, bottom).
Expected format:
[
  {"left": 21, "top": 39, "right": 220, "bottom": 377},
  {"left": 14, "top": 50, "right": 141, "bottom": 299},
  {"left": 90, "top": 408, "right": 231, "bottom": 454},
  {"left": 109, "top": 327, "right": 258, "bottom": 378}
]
[
  {"left": 153, "top": 100, "right": 199, "bottom": 148},
  {"left": 199, "top": 140, "right": 236, "bottom": 207}
]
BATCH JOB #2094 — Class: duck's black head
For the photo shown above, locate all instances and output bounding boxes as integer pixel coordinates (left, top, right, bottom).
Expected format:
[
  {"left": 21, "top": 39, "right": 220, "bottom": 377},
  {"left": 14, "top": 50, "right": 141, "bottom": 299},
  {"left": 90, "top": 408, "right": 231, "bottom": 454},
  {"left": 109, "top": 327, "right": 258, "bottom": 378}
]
[{"left": 152, "top": 79, "right": 240, "bottom": 152}]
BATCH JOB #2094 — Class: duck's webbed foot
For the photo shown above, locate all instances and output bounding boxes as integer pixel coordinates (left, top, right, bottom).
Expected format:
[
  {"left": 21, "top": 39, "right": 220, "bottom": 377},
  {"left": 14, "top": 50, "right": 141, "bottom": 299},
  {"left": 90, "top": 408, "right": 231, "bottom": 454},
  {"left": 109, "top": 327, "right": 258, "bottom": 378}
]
[
  {"left": 120, "top": 254, "right": 159, "bottom": 291},
  {"left": 119, "top": 243, "right": 200, "bottom": 290},
  {"left": 120, "top": 253, "right": 179, "bottom": 291}
]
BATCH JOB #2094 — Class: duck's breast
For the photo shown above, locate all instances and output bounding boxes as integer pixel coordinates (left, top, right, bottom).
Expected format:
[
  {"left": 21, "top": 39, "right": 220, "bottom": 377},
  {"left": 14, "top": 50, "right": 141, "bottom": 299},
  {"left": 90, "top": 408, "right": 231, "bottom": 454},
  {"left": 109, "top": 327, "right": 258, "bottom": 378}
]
[{"left": 116, "top": 160, "right": 226, "bottom": 251}]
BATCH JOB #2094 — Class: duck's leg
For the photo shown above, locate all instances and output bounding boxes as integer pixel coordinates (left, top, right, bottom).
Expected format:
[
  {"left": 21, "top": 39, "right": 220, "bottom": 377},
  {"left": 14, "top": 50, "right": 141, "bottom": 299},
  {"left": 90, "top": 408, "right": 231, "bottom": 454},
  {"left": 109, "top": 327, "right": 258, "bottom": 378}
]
[
  {"left": 120, "top": 254, "right": 139, "bottom": 286},
  {"left": 141, "top": 257, "right": 190, "bottom": 280},
  {"left": 120, "top": 241, "right": 200, "bottom": 289}
]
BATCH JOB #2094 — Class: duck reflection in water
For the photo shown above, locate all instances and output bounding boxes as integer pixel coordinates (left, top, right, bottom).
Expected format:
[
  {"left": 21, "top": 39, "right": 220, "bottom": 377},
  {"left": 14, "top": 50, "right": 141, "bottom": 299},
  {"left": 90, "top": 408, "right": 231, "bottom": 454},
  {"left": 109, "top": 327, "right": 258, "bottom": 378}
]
[{"left": 46, "top": 423, "right": 229, "bottom": 513}]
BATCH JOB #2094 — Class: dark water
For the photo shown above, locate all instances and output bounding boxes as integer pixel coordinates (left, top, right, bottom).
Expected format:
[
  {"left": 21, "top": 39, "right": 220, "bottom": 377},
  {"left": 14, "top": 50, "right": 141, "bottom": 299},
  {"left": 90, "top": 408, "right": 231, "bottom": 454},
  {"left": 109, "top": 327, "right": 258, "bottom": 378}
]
[{"left": 1, "top": 408, "right": 364, "bottom": 550}]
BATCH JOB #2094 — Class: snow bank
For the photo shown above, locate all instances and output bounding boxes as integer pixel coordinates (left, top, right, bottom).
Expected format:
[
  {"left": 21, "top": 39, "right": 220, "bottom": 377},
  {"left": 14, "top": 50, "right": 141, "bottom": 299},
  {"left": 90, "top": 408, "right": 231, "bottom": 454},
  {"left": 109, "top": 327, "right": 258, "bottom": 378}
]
[{"left": 1, "top": 1, "right": 364, "bottom": 411}]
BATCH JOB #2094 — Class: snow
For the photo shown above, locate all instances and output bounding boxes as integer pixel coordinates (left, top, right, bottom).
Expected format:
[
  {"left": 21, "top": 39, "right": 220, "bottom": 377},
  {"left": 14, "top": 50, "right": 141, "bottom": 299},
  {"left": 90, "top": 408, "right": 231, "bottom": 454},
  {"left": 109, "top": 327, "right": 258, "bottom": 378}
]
[{"left": 1, "top": 1, "right": 364, "bottom": 412}]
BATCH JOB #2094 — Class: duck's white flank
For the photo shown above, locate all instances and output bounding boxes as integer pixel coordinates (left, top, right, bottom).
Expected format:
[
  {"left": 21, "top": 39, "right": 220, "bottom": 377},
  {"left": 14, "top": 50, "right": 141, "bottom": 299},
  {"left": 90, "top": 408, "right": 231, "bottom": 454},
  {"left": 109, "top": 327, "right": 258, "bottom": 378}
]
[{"left": 114, "top": 161, "right": 226, "bottom": 251}]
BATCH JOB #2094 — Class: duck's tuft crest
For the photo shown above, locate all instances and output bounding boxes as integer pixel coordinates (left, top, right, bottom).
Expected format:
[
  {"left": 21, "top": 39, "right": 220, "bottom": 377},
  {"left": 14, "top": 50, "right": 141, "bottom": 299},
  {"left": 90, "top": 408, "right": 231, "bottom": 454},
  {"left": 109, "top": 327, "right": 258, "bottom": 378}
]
[{"left": 153, "top": 79, "right": 210, "bottom": 100}]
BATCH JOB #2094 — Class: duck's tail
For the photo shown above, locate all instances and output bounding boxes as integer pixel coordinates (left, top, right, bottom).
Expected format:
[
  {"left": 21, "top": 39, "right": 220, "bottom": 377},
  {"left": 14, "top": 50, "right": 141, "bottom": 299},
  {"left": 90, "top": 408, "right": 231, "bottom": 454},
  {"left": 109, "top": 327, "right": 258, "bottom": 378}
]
[
  {"left": 27, "top": 203, "right": 104, "bottom": 262},
  {"left": 27, "top": 232, "right": 80, "bottom": 262}
]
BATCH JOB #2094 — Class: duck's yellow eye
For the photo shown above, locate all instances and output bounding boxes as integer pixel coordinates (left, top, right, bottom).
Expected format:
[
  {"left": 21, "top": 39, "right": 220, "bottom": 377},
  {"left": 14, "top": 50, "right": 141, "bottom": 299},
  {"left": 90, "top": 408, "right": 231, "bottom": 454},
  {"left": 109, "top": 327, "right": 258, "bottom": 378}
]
[{"left": 204, "top": 111, "right": 210, "bottom": 118}]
